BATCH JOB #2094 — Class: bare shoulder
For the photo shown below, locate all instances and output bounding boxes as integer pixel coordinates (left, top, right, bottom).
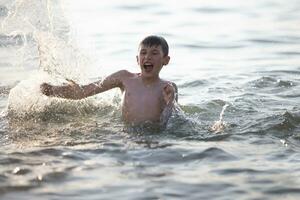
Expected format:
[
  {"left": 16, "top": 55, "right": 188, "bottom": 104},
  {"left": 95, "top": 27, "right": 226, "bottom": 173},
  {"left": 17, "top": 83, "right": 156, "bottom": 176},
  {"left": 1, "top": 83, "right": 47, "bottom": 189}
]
[
  {"left": 114, "top": 70, "right": 136, "bottom": 80},
  {"left": 114, "top": 69, "right": 132, "bottom": 77},
  {"left": 160, "top": 79, "right": 178, "bottom": 101},
  {"left": 94, "top": 69, "right": 135, "bottom": 90},
  {"left": 160, "top": 79, "right": 178, "bottom": 90}
]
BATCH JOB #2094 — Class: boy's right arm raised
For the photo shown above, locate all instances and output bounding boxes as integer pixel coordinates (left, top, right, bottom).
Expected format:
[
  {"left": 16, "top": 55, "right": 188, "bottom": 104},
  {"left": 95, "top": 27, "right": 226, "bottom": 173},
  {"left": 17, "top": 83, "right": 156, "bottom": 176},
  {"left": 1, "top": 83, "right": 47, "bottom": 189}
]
[{"left": 41, "top": 70, "right": 128, "bottom": 100}]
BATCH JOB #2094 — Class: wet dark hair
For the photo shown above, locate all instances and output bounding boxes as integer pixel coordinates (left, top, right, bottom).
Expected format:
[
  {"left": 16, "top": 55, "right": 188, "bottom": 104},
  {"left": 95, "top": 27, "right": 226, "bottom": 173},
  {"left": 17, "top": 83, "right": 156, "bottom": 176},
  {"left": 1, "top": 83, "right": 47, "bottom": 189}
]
[{"left": 139, "top": 35, "right": 169, "bottom": 56}]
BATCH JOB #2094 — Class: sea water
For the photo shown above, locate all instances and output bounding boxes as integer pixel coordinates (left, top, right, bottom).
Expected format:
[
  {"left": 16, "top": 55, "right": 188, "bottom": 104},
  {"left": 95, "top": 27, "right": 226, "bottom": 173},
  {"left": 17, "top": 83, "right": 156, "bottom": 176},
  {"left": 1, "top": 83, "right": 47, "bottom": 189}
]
[{"left": 1, "top": 0, "right": 300, "bottom": 199}]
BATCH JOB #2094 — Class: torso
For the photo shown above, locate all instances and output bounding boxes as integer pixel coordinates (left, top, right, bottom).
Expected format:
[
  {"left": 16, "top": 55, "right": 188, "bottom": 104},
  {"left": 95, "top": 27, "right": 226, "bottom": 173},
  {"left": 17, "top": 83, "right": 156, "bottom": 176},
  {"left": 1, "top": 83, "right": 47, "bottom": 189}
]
[{"left": 120, "top": 73, "right": 167, "bottom": 125}]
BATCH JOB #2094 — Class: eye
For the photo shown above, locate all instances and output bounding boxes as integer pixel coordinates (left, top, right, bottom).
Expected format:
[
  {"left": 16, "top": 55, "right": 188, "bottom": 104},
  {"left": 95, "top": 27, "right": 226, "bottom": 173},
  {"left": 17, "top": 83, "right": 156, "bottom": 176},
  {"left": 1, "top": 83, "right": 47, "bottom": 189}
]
[
  {"left": 139, "top": 52, "right": 146, "bottom": 56},
  {"left": 152, "top": 51, "right": 158, "bottom": 55}
]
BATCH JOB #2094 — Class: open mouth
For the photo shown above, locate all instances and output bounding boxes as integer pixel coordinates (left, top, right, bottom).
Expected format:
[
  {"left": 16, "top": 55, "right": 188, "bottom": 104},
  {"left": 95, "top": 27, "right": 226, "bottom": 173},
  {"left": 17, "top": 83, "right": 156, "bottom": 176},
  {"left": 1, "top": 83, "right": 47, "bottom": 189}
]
[{"left": 143, "top": 63, "right": 154, "bottom": 72}]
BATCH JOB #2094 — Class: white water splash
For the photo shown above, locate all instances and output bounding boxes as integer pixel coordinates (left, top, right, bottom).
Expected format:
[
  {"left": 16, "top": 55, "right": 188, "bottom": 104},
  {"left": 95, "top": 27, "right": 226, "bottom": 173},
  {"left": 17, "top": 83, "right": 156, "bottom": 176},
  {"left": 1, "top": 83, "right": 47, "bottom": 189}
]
[
  {"left": 1, "top": 0, "right": 68, "bottom": 36},
  {"left": 210, "top": 104, "right": 229, "bottom": 133},
  {"left": 1, "top": 0, "right": 101, "bottom": 119}
]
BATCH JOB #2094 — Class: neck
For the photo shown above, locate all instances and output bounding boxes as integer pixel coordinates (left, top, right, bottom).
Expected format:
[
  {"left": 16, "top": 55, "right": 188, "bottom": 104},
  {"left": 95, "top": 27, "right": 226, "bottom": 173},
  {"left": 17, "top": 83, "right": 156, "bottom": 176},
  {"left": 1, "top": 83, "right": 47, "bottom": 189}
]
[{"left": 141, "top": 75, "right": 160, "bottom": 86}]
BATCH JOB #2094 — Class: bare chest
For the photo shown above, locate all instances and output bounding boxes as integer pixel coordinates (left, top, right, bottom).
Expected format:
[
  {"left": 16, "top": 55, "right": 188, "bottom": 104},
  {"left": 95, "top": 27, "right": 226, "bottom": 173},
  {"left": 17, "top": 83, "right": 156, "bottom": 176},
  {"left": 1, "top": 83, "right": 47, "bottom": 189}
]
[
  {"left": 121, "top": 83, "right": 164, "bottom": 123},
  {"left": 124, "top": 86, "right": 163, "bottom": 110}
]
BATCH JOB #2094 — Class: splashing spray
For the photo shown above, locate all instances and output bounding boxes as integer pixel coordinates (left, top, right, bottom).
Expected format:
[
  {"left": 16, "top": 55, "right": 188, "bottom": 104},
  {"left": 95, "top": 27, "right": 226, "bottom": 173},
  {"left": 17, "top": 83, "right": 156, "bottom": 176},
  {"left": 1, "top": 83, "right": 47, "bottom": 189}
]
[
  {"left": 2, "top": 0, "right": 94, "bottom": 119},
  {"left": 210, "top": 104, "right": 229, "bottom": 133}
]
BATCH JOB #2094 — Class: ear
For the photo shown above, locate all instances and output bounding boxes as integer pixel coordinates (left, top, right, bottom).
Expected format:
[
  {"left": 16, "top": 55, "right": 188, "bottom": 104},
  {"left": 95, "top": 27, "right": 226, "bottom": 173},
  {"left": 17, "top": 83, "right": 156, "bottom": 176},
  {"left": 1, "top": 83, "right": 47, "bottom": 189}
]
[{"left": 163, "top": 56, "right": 170, "bottom": 65}]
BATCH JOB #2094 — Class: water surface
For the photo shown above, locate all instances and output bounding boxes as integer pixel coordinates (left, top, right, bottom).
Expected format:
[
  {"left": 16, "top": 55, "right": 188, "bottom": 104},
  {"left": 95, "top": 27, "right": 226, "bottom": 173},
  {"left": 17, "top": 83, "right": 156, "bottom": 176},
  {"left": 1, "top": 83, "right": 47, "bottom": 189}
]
[{"left": 1, "top": 0, "right": 300, "bottom": 199}]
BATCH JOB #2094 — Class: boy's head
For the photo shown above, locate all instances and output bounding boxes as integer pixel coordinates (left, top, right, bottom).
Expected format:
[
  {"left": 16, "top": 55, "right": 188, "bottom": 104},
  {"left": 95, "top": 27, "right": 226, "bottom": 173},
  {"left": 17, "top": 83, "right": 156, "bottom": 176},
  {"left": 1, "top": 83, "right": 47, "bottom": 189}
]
[
  {"left": 137, "top": 35, "right": 170, "bottom": 79},
  {"left": 139, "top": 35, "right": 169, "bottom": 57}
]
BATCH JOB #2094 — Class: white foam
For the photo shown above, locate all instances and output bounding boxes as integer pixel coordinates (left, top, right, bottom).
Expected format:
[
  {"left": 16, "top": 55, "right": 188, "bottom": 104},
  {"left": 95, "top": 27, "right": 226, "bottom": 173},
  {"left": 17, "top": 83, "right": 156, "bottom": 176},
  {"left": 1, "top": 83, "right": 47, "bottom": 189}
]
[
  {"left": 7, "top": 72, "right": 51, "bottom": 118},
  {"left": 2, "top": 0, "right": 117, "bottom": 120},
  {"left": 210, "top": 104, "right": 229, "bottom": 133}
]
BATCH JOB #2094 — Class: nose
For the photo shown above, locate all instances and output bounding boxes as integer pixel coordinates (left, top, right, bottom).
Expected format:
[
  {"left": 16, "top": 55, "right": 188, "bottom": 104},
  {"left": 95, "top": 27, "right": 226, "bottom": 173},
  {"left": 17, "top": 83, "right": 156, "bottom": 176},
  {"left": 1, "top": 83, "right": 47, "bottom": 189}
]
[{"left": 145, "top": 53, "right": 152, "bottom": 60}]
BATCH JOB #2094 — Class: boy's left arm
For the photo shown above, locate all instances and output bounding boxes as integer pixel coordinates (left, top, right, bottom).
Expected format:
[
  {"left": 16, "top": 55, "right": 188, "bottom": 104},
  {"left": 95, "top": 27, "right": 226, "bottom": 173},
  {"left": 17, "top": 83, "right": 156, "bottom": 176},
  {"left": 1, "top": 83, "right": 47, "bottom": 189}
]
[{"left": 160, "top": 82, "right": 178, "bottom": 127}]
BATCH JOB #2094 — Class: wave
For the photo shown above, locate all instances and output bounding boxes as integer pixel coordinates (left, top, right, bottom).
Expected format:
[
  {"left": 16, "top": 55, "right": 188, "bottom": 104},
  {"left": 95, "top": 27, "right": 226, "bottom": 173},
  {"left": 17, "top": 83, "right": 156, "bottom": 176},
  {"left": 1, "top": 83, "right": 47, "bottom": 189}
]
[
  {"left": 247, "top": 38, "right": 297, "bottom": 45},
  {"left": 257, "top": 69, "right": 300, "bottom": 75},
  {"left": 162, "top": 101, "right": 230, "bottom": 139},
  {"left": 0, "top": 34, "right": 24, "bottom": 47},
  {"left": 177, "top": 43, "right": 245, "bottom": 50},
  {"left": 192, "top": 7, "right": 235, "bottom": 13},
  {"left": 239, "top": 110, "right": 300, "bottom": 137},
  {"left": 249, "top": 76, "right": 296, "bottom": 89},
  {"left": 277, "top": 51, "right": 300, "bottom": 56},
  {"left": 143, "top": 147, "right": 237, "bottom": 165},
  {"left": 0, "top": 6, "right": 8, "bottom": 17},
  {"left": 270, "top": 111, "right": 299, "bottom": 131},
  {"left": 277, "top": 92, "right": 300, "bottom": 99},
  {"left": 0, "top": 85, "right": 12, "bottom": 96},
  {"left": 3, "top": 97, "right": 231, "bottom": 148},
  {"left": 179, "top": 80, "right": 208, "bottom": 88}
]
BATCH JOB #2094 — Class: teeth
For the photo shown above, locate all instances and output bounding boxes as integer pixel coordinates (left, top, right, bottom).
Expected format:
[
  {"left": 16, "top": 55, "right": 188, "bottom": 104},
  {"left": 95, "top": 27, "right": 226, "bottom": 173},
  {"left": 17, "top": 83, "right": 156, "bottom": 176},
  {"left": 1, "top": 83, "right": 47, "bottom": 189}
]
[{"left": 143, "top": 63, "right": 153, "bottom": 72}]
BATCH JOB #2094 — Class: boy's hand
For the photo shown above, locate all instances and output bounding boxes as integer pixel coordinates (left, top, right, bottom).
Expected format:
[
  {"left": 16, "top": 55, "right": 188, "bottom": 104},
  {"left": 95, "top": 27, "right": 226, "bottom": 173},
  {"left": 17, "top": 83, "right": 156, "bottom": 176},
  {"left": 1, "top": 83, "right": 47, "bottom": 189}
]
[
  {"left": 40, "top": 83, "right": 53, "bottom": 96},
  {"left": 40, "top": 80, "right": 83, "bottom": 99},
  {"left": 163, "top": 83, "right": 175, "bottom": 105}
]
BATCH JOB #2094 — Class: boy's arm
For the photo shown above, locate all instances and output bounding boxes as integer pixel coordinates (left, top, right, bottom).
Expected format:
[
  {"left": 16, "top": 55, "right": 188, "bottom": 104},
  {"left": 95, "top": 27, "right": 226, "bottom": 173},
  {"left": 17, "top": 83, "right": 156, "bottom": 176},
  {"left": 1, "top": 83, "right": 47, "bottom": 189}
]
[
  {"left": 41, "top": 70, "right": 129, "bottom": 99},
  {"left": 160, "top": 82, "right": 178, "bottom": 127}
]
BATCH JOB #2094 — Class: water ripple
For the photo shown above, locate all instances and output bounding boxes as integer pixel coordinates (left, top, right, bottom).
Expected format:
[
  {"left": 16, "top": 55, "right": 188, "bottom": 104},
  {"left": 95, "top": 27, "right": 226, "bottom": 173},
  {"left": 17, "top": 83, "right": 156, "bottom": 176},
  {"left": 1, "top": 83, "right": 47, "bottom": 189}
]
[
  {"left": 213, "top": 168, "right": 272, "bottom": 176},
  {"left": 258, "top": 69, "right": 300, "bottom": 75},
  {"left": 139, "top": 147, "right": 237, "bottom": 165},
  {"left": 116, "top": 3, "right": 159, "bottom": 11},
  {"left": 26, "top": 148, "right": 64, "bottom": 157},
  {"left": 192, "top": 7, "right": 235, "bottom": 13},
  {"left": 183, "top": 147, "right": 237, "bottom": 162},
  {"left": 277, "top": 51, "right": 300, "bottom": 56},
  {"left": 0, "top": 34, "right": 24, "bottom": 47},
  {"left": 178, "top": 43, "right": 245, "bottom": 50},
  {"left": 0, "top": 157, "right": 22, "bottom": 165},
  {"left": 0, "top": 6, "right": 8, "bottom": 17},
  {"left": 179, "top": 80, "right": 207, "bottom": 88},
  {"left": 264, "top": 187, "right": 300, "bottom": 195},
  {"left": 240, "top": 111, "right": 300, "bottom": 136},
  {"left": 248, "top": 38, "right": 297, "bottom": 45},
  {"left": 249, "top": 76, "right": 295, "bottom": 89},
  {"left": 41, "top": 171, "right": 69, "bottom": 183},
  {"left": 0, "top": 86, "right": 11, "bottom": 96}
]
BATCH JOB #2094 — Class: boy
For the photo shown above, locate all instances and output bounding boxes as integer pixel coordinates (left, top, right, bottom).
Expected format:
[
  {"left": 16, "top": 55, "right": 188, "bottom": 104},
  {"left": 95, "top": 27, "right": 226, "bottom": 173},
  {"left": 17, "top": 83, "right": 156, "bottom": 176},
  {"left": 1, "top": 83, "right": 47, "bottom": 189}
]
[{"left": 40, "top": 35, "right": 178, "bottom": 127}]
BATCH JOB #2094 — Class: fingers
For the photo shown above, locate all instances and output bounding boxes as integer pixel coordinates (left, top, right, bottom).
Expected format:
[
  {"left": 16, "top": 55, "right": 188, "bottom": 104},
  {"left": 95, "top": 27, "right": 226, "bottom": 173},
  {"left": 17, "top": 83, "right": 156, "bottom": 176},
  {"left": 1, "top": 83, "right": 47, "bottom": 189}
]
[
  {"left": 65, "top": 78, "right": 78, "bottom": 86},
  {"left": 163, "top": 83, "right": 175, "bottom": 105},
  {"left": 163, "top": 83, "right": 174, "bottom": 94},
  {"left": 40, "top": 83, "right": 53, "bottom": 96}
]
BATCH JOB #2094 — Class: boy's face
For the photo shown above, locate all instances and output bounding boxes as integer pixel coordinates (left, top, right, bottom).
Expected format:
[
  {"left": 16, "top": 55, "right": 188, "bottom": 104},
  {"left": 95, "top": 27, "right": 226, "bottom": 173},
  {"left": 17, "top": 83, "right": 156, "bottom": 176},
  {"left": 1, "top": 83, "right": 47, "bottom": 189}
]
[{"left": 136, "top": 44, "right": 170, "bottom": 79}]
